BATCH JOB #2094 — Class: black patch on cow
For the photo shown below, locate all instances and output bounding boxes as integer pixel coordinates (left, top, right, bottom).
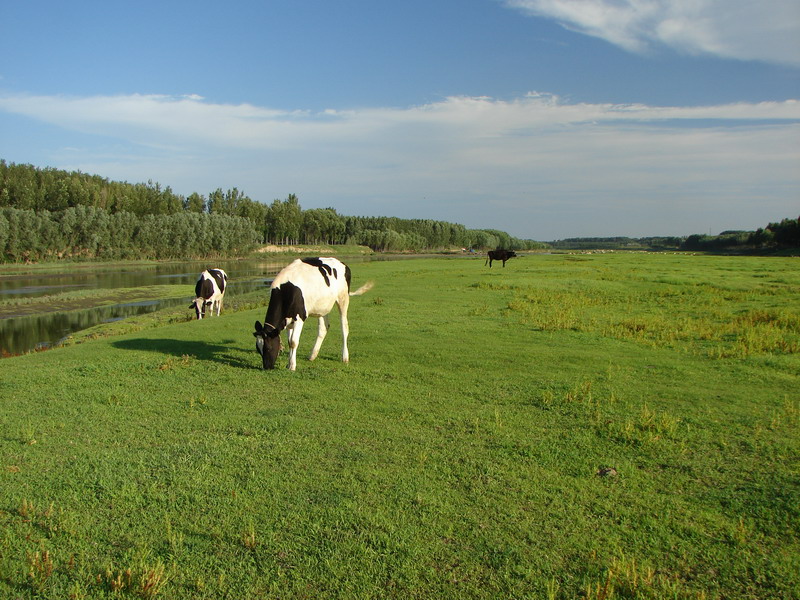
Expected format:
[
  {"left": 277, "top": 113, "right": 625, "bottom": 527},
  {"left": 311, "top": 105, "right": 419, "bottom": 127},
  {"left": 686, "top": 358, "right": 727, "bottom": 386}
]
[
  {"left": 195, "top": 269, "right": 226, "bottom": 300},
  {"left": 265, "top": 281, "right": 307, "bottom": 330},
  {"left": 345, "top": 264, "right": 352, "bottom": 291},
  {"left": 207, "top": 269, "right": 227, "bottom": 293},
  {"left": 302, "top": 257, "right": 334, "bottom": 287},
  {"left": 196, "top": 277, "right": 214, "bottom": 300},
  {"left": 301, "top": 257, "right": 324, "bottom": 269}
]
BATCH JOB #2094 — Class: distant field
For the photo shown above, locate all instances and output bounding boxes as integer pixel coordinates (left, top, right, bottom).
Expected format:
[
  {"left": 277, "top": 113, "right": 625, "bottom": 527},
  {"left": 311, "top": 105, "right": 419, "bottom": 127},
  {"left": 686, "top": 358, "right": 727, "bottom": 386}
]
[{"left": 1, "top": 253, "right": 798, "bottom": 599}]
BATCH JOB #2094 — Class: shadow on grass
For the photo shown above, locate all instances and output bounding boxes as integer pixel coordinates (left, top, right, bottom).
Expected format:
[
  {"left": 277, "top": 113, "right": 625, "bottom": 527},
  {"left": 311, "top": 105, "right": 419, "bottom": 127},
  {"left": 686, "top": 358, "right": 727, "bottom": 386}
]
[{"left": 112, "top": 337, "right": 257, "bottom": 370}]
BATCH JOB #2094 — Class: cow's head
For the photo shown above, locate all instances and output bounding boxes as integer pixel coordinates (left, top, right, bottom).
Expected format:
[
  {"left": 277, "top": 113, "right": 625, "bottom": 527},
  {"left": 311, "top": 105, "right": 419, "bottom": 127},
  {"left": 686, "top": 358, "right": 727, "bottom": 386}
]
[
  {"left": 190, "top": 298, "right": 212, "bottom": 319},
  {"left": 253, "top": 320, "right": 282, "bottom": 369},
  {"left": 508, "top": 250, "right": 518, "bottom": 259}
]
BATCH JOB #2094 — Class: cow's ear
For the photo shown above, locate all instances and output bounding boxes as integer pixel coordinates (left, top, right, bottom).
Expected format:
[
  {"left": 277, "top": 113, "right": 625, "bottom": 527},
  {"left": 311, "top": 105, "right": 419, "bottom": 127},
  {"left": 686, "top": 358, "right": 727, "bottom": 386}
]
[
  {"left": 189, "top": 303, "right": 195, "bottom": 309},
  {"left": 254, "top": 321, "right": 264, "bottom": 335}
]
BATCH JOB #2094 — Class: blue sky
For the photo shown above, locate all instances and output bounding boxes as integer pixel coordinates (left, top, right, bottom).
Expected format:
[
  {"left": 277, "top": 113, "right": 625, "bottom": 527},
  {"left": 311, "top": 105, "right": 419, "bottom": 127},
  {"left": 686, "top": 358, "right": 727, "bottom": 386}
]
[{"left": 1, "top": 0, "right": 798, "bottom": 240}]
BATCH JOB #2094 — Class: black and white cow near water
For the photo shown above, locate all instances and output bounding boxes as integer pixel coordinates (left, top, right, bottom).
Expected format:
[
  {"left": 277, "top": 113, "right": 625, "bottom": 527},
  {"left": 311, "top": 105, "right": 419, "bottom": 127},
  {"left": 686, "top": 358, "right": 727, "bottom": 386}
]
[
  {"left": 191, "top": 268, "right": 228, "bottom": 319},
  {"left": 253, "top": 257, "right": 373, "bottom": 370},
  {"left": 485, "top": 249, "right": 517, "bottom": 268}
]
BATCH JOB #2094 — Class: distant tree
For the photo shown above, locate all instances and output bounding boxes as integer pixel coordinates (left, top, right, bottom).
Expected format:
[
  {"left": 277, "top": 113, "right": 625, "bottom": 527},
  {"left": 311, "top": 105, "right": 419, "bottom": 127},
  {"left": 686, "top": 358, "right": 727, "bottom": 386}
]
[
  {"left": 768, "top": 216, "right": 800, "bottom": 247},
  {"left": 749, "top": 227, "right": 775, "bottom": 247},
  {"left": 185, "top": 192, "right": 206, "bottom": 213},
  {"left": 207, "top": 188, "right": 225, "bottom": 215},
  {"left": 302, "top": 208, "right": 345, "bottom": 245},
  {"left": 283, "top": 194, "right": 303, "bottom": 244},
  {"left": 0, "top": 210, "right": 8, "bottom": 254}
]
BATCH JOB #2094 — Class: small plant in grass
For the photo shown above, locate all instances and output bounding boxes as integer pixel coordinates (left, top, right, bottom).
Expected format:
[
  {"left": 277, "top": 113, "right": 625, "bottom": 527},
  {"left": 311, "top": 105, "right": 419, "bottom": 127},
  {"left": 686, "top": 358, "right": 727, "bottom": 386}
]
[
  {"left": 638, "top": 404, "right": 681, "bottom": 439},
  {"left": 68, "top": 580, "right": 88, "bottom": 600},
  {"left": 242, "top": 521, "right": 257, "bottom": 550},
  {"left": 18, "top": 498, "right": 55, "bottom": 525},
  {"left": 538, "top": 388, "right": 557, "bottom": 407},
  {"left": 546, "top": 577, "right": 560, "bottom": 600},
  {"left": 157, "top": 354, "right": 194, "bottom": 371},
  {"left": 187, "top": 395, "right": 208, "bottom": 409},
  {"left": 582, "top": 554, "right": 704, "bottom": 600},
  {"left": 27, "top": 549, "right": 54, "bottom": 592},
  {"left": 165, "top": 517, "right": 184, "bottom": 558},
  {"left": 101, "top": 563, "right": 169, "bottom": 598},
  {"left": 468, "top": 302, "right": 489, "bottom": 316},
  {"left": 605, "top": 405, "right": 682, "bottom": 446},
  {"left": 138, "top": 563, "right": 169, "bottom": 599},
  {"left": 770, "top": 396, "right": 799, "bottom": 430},
  {"left": 21, "top": 420, "right": 36, "bottom": 445},
  {"left": 103, "top": 568, "right": 133, "bottom": 594},
  {"left": 565, "top": 380, "right": 594, "bottom": 405},
  {"left": 19, "top": 497, "right": 35, "bottom": 519}
]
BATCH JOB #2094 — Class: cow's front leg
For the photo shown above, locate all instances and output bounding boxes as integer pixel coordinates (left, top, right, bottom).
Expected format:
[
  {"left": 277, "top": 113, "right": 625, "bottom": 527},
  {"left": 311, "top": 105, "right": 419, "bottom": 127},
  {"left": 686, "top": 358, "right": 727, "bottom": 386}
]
[
  {"left": 309, "top": 315, "right": 329, "bottom": 361},
  {"left": 286, "top": 320, "right": 304, "bottom": 371}
]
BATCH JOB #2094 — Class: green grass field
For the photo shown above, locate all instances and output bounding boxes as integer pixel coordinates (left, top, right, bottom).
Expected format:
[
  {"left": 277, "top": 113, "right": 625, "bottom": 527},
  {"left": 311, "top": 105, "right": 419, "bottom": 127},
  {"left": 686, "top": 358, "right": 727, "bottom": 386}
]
[{"left": 1, "top": 253, "right": 798, "bottom": 599}]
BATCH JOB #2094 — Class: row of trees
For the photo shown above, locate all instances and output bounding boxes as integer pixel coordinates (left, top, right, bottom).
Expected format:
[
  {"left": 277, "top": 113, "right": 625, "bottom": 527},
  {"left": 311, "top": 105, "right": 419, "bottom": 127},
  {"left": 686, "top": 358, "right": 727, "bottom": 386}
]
[
  {"left": 0, "top": 206, "right": 258, "bottom": 261},
  {"left": 0, "top": 161, "right": 544, "bottom": 261},
  {"left": 548, "top": 236, "right": 684, "bottom": 250},
  {"left": 681, "top": 218, "right": 800, "bottom": 251},
  {"left": 547, "top": 220, "right": 800, "bottom": 252},
  {"left": 9, "top": 160, "right": 792, "bottom": 261}
]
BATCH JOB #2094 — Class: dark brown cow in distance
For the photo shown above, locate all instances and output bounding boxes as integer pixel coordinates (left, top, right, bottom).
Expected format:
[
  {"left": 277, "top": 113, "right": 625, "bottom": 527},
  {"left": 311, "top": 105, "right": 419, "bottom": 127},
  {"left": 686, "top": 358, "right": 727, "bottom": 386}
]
[{"left": 485, "top": 249, "right": 517, "bottom": 268}]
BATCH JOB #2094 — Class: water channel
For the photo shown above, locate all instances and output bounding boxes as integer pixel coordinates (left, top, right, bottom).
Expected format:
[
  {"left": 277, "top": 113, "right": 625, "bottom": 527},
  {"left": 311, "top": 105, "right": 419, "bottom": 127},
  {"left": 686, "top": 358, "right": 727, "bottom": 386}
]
[{"left": 0, "top": 256, "right": 382, "bottom": 357}]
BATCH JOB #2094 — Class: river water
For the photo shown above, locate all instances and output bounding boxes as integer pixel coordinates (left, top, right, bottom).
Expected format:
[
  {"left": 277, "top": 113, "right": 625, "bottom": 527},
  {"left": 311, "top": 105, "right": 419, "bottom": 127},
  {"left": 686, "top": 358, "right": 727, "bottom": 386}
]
[{"left": 0, "top": 256, "right": 381, "bottom": 357}]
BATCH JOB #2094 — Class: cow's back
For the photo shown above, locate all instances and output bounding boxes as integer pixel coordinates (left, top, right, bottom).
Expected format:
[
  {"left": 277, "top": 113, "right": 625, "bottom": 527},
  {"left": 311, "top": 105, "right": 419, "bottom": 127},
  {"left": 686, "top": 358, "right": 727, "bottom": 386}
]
[{"left": 272, "top": 258, "right": 348, "bottom": 316}]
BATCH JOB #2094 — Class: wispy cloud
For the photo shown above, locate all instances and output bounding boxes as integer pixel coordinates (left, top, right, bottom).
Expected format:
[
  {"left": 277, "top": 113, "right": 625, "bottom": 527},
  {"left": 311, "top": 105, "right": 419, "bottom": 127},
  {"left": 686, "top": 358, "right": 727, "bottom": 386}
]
[
  {"left": 0, "top": 92, "right": 798, "bottom": 238},
  {"left": 504, "top": 0, "right": 800, "bottom": 65},
  {"left": 2, "top": 92, "right": 796, "bottom": 145}
]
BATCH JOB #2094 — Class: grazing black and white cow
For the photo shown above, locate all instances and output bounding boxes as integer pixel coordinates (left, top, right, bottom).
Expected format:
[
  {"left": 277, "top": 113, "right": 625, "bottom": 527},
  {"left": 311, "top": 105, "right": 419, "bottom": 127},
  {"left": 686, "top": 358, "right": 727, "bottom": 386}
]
[
  {"left": 485, "top": 249, "right": 517, "bottom": 268},
  {"left": 253, "top": 257, "right": 373, "bottom": 370},
  {"left": 190, "top": 268, "right": 228, "bottom": 319}
]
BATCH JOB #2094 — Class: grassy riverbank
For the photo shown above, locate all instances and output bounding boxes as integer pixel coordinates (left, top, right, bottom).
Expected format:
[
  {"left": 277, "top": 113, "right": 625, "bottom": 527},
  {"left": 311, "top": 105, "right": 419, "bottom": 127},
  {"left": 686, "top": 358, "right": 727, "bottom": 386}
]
[{"left": 1, "top": 254, "right": 798, "bottom": 598}]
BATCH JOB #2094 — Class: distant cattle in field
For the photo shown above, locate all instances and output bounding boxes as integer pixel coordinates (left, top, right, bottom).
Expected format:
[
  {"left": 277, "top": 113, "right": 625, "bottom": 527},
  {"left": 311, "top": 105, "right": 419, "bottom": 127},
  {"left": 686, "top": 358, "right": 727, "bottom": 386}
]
[
  {"left": 485, "top": 249, "right": 517, "bottom": 268},
  {"left": 191, "top": 268, "right": 228, "bottom": 319},
  {"left": 253, "top": 257, "right": 373, "bottom": 370}
]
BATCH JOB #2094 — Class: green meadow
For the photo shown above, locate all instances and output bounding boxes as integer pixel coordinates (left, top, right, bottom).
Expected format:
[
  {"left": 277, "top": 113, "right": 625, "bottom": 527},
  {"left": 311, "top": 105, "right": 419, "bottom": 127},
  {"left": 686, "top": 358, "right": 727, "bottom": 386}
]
[{"left": 1, "top": 253, "right": 798, "bottom": 599}]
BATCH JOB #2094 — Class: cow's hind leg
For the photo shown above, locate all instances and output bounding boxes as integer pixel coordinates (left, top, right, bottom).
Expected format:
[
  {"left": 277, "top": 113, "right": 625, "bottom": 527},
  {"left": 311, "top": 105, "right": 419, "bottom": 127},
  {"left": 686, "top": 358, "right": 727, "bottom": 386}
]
[
  {"left": 309, "top": 315, "right": 329, "bottom": 361},
  {"left": 339, "top": 296, "right": 351, "bottom": 363}
]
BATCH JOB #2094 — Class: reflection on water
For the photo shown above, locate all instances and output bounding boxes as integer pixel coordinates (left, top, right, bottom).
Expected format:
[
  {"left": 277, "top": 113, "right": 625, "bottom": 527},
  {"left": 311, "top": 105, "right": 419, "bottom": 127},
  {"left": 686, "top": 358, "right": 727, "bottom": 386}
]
[
  {"left": 0, "top": 297, "right": 191, "bottom": 355},
  {"left": 0, "top": 258, "right": 289, "bottom": 357},
  {"left": 0, "top": 255, "right": 393, "bottom": 357}
]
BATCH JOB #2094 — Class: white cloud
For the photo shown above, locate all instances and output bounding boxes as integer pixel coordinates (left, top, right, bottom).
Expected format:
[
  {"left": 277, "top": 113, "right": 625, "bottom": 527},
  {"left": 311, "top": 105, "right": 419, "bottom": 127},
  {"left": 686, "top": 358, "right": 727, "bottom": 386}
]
[
  {"left": 0, "top": 92, "right": 798, "bottom": 238},
  {"left": 504, "top": 0, "right": 800, "bottom": 65}
]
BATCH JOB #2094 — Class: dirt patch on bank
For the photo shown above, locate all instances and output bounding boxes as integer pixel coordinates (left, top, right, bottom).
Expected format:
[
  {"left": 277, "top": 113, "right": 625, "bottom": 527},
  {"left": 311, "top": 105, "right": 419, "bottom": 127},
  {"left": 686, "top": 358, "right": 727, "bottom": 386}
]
[
  {"left": 255, "top": 245, "right": 373, "bottom": 255},
  {"left": 256, "top": 245, "right": 334, "bottom": 254}
]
